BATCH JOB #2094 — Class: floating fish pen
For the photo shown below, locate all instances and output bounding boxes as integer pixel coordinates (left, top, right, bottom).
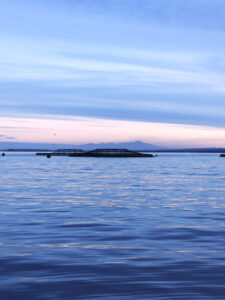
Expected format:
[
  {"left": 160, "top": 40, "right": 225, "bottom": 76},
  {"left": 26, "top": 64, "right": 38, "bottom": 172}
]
[
  {"left": 36, "top": 149, "right": 84, "bottom": 156},
  {"left": 69, "top": 148, "right": 155, "bottom": 157}
]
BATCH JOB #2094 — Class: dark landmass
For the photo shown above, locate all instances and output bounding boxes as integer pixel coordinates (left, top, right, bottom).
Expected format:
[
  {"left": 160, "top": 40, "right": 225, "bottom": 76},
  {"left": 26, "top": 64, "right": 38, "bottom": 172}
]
[
  {"left": 38, "top": 149, "right": 156, "bottom": 158},
  {"left": 143, "top": 148, "right": 225, "bottom": 153},
  {"left": 1, "top": 141, "right": 225, "bottom": 153},
  {"left": 0, "top": 141, "right": 161, "bottom": 151},
  {"left": 5, "top": 149, "right": 52, "bottom": 152},
  {"left": 3, "top": 148, "right": 225, "bottom": 153},
  {"left": 79, "top": 141, "right": 161, "bottom": 151}
]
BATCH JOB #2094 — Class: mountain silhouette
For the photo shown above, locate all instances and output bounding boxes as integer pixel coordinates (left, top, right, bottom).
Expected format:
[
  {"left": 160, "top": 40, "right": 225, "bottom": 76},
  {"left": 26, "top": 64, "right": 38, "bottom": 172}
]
[{"left": 0, "top": 140, "right": 161, "bottom": 151}]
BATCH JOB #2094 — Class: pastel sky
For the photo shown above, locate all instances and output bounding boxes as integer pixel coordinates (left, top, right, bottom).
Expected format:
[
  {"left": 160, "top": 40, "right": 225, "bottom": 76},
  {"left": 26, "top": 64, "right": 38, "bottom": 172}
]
[{"left": 1, "top": 0, "right": 225, "bottom": 147}]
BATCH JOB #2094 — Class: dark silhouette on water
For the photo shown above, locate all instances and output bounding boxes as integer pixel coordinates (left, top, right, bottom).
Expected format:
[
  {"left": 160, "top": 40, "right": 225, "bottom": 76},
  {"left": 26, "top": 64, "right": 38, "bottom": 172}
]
[
  {"left": 70, "top": 148, "right": 155, "bottom": 157},
  {"left": 1, "top": 152, "right": 5, "bottom": 156},
  {"left": 37, "top": 148, "right": 155, "bottom": 158},
  {"left": 36, "top": 149, "right": 84, "bottom": 156}
]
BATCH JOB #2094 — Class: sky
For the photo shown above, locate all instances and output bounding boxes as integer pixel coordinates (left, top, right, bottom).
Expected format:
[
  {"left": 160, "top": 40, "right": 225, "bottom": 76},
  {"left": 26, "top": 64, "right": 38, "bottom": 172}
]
[{"left": 1, "top": 0, "right": 225, "bottom": 147}]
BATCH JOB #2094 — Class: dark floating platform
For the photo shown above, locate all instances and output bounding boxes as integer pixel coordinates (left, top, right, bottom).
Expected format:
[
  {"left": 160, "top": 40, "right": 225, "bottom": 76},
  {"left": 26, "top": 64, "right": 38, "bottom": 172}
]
[
  {"left": 36, "top": 148, "right": 156, "bottom": 158},
  {"left": 220, "top": 154, "right": 225, "bottom": 157},
  {"left": 70, "top": 149, "right": 155, "bottom": 157},
  {"left": 36, "top": 149, "right": 84, "bottom": 156}
]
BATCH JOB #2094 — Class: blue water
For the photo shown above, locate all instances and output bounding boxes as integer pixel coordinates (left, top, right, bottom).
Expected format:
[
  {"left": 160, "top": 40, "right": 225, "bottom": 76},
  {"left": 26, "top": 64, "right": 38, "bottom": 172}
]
[{"left": 0, "top": 152, "right": 225, "bottom": 299}]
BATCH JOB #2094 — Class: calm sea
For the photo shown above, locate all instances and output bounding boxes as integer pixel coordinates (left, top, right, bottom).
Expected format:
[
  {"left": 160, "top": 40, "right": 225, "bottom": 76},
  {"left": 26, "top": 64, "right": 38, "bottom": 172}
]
[{"left": 0, "top": 152, "right": 225, "bottom": 299}]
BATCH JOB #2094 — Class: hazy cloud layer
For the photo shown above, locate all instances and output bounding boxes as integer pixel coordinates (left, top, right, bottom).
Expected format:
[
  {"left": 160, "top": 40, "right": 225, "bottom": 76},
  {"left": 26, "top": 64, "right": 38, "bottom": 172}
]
[
  {"left": 0, "top": 134, "right": 16, "bottom": 140},
  {"left": 0, "top": 0, "right": 225, "bottom": 138}
]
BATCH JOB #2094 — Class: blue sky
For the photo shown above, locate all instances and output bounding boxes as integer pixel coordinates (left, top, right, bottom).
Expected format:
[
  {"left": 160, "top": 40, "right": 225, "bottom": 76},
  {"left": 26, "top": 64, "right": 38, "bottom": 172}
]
[{"left": 1, "top": 0, "right": 225, "bottom": 146}]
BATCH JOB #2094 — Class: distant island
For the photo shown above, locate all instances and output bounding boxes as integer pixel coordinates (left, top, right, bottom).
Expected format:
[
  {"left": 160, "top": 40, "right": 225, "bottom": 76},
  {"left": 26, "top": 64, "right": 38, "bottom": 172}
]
[
  {"left": 0, "top": 141, "right": 160, "bottom": 151},
  {"left": 1, "top": 140, "right": 225, "bottom": 153}
]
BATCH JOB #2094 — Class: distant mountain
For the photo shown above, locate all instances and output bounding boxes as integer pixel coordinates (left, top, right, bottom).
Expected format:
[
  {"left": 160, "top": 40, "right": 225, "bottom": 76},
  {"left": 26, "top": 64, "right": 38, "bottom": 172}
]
[
  {"left": 1, "top": 141, "right": 225, "bottom": 153},
  {"left": 0, "top": 142, "right": 62, "bottom": 151},
  {"left": 79, "top": 141, "right": 161, "bottom": 151},
  {"left": 153, "top": 147, "right": 225, "bottom": 153},
  {"left": 0, "top": 141, "right": 162, "bottom": 151}
]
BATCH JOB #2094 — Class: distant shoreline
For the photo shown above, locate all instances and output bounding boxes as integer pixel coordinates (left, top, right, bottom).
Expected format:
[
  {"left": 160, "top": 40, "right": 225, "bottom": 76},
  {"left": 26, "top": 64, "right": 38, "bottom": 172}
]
[{"left": 2, "top": 148, "right": 225, "bottom": 153}]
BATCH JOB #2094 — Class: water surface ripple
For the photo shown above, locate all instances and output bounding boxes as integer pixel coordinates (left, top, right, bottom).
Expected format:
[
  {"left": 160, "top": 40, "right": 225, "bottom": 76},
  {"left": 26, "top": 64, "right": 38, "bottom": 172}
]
[{"left": 0, "top": 153, "right": 225, "bottom": 299}]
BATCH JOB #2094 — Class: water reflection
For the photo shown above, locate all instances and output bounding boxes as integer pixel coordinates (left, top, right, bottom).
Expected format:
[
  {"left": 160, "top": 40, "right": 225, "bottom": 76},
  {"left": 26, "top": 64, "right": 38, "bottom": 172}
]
[{"left": 0, "top": 153, "right": 225, "bottom": 299}]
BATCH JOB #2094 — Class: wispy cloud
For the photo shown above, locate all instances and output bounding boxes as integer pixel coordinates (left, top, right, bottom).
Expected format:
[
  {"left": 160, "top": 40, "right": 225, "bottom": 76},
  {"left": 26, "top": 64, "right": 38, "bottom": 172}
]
[
  {"left": 0, "top": 134, "right": 16, "bottom": 140},
  {"left": 0, "top": 0, "right": 225, "bottom": 145},
  {"left": 1, "top": 115, "right": 225, "bottom": 148}
]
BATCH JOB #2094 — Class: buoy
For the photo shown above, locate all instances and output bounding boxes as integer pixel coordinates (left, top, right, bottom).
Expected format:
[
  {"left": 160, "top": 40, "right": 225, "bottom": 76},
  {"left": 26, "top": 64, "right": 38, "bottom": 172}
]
[
  {"left": 2, "top": 152, "right": 5, "bottom": 156},
  {"left": 46, "top": 154, "right": 51, "bottom": 158}
]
